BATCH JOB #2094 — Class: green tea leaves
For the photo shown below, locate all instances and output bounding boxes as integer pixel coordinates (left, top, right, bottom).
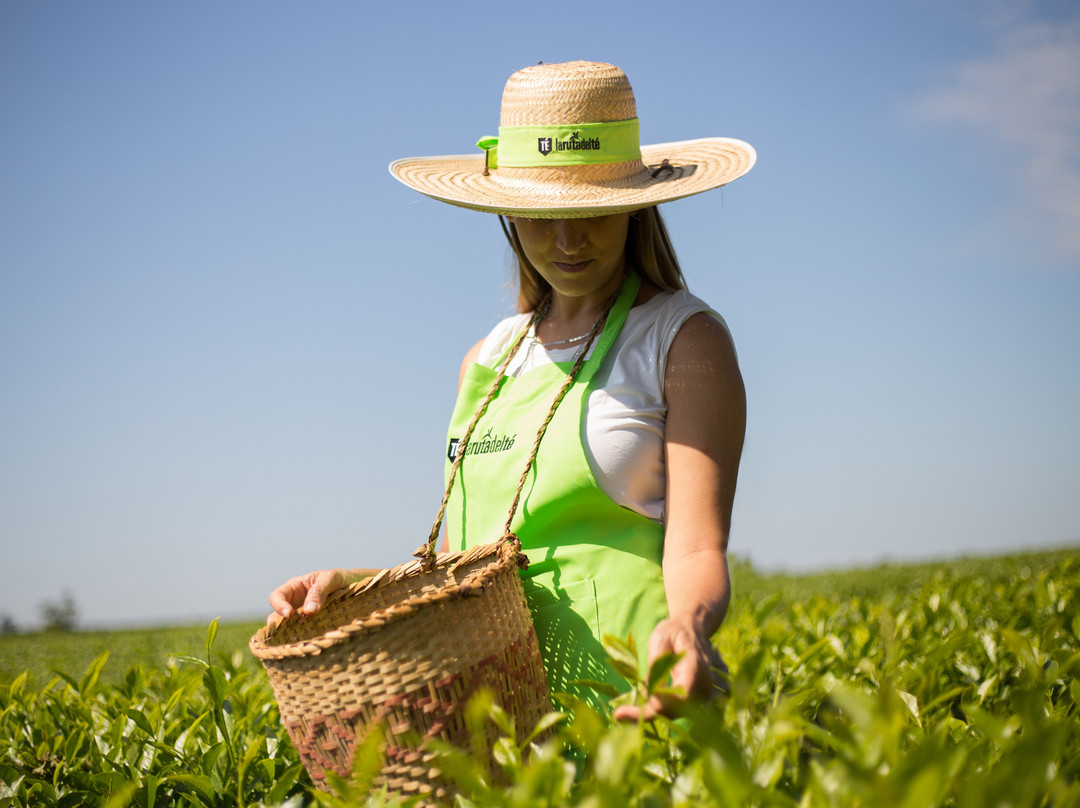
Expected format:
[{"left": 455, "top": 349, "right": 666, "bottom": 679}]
[{"left": 0, "top": 549, "right": 1076, "bottom": 806}]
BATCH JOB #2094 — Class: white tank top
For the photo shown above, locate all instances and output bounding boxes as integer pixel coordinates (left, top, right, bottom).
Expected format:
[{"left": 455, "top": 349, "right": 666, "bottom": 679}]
[{"left": 475, "top": 289, "right": 726, "bottom": 523}]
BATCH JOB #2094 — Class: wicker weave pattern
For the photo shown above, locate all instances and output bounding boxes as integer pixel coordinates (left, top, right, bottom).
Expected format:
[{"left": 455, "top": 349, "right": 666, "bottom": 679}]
[
  {"left": 499, "top": 61, "right": 636, "bottom": 127},
  {"left": 250, "top": 541, "right": 550, "bottom": 799}
]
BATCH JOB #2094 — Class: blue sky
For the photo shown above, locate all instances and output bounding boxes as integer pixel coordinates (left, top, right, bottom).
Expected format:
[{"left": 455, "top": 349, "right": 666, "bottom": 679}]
[{"left": 2, "top": 0, "right": 1078, "bottom": 630}]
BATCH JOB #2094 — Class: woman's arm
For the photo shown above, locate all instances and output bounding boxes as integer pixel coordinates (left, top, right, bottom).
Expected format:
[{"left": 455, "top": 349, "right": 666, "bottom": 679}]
[{"left": 613, "top": 312, "right": 746, "bottom": 721}]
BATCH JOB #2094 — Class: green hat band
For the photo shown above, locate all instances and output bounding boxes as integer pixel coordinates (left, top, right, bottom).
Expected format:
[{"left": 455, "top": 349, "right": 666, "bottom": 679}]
[{"left": 476, "top": 119, "right": 641, "bottom": 170}]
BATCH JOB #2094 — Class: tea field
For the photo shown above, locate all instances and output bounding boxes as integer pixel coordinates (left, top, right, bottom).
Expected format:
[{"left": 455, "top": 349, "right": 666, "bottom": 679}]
[{"left": 2, "top": 547, "right": 1077, "bottom": 806}]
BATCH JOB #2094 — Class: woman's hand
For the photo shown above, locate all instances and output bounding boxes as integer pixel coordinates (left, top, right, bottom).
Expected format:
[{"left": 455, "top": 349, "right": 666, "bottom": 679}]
[
  {"left": 267, "top": 569, "right": 353, "bottom": 622},
  {"left": 613, "top": 617, "right": 725, "bottom": 721}
]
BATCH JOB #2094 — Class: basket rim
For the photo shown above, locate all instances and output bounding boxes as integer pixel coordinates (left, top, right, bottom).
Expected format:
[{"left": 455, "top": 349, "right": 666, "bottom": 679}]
[{"left": 249, "top": 540, "right": 522, "bottom": 661}]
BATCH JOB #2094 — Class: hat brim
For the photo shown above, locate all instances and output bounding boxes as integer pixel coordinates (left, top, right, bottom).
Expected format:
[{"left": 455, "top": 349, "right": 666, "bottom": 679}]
[{"left": 388, "top": 137, "right": 756, "bottom": 218}]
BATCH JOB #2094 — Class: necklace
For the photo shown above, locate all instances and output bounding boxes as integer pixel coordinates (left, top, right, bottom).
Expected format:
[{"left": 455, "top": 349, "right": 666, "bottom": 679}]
[
  {"left": 531, "top": 329, "right": 593, "bottom": 347},
  {"left": 530, "top": 300, "right": 608, "bottom": 349}
]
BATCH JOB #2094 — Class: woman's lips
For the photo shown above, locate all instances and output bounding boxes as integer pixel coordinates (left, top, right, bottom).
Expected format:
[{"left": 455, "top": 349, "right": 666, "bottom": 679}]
[{"left": 553, "top": 260, "right": 592, "bottom": 273}]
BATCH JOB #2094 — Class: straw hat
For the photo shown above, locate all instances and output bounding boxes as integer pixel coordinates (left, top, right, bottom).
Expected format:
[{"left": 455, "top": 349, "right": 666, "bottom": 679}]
[{"left": 388, "top": 61, "right": 756, "bottom": 219}]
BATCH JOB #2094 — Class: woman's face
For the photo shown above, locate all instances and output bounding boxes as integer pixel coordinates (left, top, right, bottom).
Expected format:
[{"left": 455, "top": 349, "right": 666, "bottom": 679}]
[{"left": 510, "top": 213, "right": 631, "bottom": 303}]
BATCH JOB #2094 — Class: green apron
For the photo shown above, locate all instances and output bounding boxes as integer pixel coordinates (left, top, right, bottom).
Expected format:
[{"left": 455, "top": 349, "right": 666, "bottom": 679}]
[{"left": 444, "top": 272, "right": 668, "bottom": 709}]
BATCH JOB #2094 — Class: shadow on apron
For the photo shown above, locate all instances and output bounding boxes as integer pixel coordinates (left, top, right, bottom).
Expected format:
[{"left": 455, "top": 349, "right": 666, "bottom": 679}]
[{"left": 522, "top": 577, "right": 617, "bottom": 712}]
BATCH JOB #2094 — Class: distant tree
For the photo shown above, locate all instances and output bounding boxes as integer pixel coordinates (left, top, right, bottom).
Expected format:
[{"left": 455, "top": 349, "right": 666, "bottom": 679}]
[
  {"left": 0, "top": 614, "right": 16, "bottom": 635},
  {"left": 41, "top": 592, "right": 78, "bottom": 632}
]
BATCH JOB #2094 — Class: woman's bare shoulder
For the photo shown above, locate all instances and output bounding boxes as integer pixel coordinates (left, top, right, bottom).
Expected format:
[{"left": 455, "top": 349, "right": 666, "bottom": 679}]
[
  {"left": 665, "top": 312, "right": 743, "bottom": 402},
  {"left": 670, "top": 307, "right": 738, "bottom": 361}
]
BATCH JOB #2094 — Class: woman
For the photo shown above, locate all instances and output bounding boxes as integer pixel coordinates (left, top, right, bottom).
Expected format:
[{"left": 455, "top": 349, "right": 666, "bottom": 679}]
[{"left": 270, "top": 61, "right": 754, "bottom": 721}]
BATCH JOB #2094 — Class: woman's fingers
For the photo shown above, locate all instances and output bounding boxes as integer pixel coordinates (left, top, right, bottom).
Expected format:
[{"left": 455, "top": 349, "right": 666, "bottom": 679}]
[
  {"left": 269, "top": 577, "right": 307, "bottom": 618},
  {"left": 300, "top": 570, "right": 346, "bottom": 614},
  {"left": 268, "top": 569, "right": 348, "bottom": 619},
  {"left": 613, "top": 696, "right": 664, "bottom": 722},
  {"left": 614, "top": 620, "right": 720, "bottom": 721}
]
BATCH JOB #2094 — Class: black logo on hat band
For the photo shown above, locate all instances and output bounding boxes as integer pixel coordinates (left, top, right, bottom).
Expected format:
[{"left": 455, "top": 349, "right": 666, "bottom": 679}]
[{"left": 536, "top": 131, "right": 601, "bottom": 157}]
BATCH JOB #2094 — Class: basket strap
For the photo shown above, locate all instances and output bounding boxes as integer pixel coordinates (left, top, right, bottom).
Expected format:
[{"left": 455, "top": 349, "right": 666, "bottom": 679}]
[{"left": 416, "top": 278, "right": 624, "bottom": 568}]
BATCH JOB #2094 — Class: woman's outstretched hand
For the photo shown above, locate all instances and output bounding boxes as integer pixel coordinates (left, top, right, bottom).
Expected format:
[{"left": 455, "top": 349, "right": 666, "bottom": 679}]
[
  {"left": 267, "top": 569, "right": 353, "bottom": 623},
  {"left": 612, "top": 617, "right": 726, "bottom": 722}
]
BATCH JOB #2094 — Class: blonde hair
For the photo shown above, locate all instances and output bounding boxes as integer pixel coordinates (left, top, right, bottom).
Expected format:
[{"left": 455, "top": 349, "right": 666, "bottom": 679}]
[{"left": 501, "top": 207, "right": 687, "bottom": 313}]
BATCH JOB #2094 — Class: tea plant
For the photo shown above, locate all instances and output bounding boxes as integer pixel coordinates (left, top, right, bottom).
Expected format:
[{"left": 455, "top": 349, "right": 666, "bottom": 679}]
[
  {"left": 0, "top": 621, "right": 304, "bottom": 807},
  {"left": 1, "top": 549, "right": 1077, "bottom": 806}
]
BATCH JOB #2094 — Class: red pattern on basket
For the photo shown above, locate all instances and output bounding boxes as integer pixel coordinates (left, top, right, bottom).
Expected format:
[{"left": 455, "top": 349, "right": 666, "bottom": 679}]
[{"left": 285, "top": 633, "right": 547, "bottom": 784}]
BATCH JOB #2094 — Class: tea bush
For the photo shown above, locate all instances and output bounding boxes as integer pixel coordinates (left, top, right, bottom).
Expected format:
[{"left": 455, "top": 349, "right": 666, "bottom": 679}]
[{"left": 1, "top": 550, "right": 1076, "bottom": 806}]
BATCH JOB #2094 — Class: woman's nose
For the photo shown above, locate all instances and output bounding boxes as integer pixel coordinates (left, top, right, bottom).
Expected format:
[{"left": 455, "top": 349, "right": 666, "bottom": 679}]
[{"left": 552, "top": 219, "right": 587, "bottom": 253}]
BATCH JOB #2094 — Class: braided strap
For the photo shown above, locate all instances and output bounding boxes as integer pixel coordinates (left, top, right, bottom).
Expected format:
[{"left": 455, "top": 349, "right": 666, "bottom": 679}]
[{"left": 416, "top": 280, "right": 623, "bottom": 568}]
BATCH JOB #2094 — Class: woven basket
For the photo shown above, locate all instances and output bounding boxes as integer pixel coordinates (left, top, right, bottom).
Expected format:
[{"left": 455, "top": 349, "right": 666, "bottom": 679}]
[{"left": 249, "top": 538, "right": 548, "bottom": 799}]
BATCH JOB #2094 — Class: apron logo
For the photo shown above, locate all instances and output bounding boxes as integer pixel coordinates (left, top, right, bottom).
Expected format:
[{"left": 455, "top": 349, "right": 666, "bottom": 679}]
[{"left": 447, "top": 430, "right": 517, "bottom": 462}]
